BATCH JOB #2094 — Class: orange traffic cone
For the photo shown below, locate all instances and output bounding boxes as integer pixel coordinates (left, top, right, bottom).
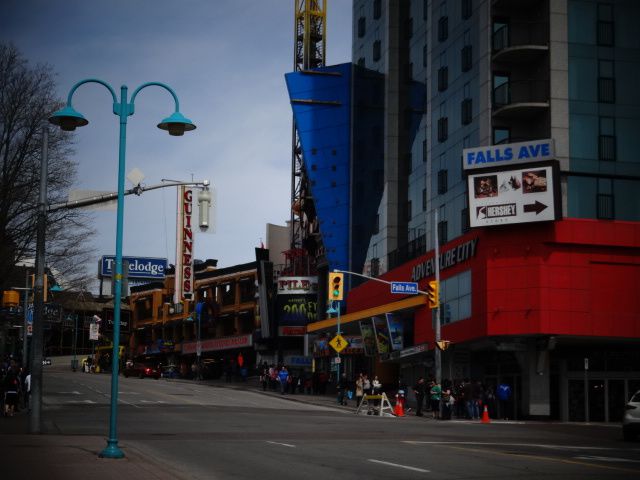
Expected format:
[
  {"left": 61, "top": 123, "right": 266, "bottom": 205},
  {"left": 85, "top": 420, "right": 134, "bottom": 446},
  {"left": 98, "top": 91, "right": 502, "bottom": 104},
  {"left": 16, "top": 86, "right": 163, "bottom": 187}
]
[
  {"left": 394, "top": 399, "right": 405, "bottom": 417},
  {"left": 481, "top": 404, "right": 491, "bottom": 424}
]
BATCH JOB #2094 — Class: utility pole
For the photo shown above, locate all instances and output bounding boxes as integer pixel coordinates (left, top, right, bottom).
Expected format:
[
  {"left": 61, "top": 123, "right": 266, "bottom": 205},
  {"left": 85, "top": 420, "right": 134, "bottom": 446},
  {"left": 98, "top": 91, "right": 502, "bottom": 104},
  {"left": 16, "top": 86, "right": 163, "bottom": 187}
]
[
  {"left": 434, "top": 210, "right": 441, "bottom": 385},
  {"left": 30, "top": 126, "right": 48, "bottom": 434}
]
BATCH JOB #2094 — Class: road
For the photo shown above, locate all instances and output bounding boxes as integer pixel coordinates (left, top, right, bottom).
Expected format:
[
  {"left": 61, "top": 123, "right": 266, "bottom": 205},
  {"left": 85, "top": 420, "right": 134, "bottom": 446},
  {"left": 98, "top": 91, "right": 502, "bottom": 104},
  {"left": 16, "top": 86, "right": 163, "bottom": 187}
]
[{"left": 17, "top": 370, "right": 640, "bottom": 478}]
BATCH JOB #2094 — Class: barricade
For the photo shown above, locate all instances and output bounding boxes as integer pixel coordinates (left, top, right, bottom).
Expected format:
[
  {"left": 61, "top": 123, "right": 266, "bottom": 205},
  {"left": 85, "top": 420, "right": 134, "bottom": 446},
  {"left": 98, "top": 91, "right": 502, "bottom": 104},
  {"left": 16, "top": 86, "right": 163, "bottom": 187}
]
[{"left": 355, "top": 392, "right": 395, "bottom": 417}]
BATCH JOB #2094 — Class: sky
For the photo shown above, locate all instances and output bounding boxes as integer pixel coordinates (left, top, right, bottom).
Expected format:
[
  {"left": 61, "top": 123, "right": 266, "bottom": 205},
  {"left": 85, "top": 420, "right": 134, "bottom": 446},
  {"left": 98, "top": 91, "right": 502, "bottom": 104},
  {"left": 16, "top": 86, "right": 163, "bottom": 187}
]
[{"left": 1, "top": 0, "right": 353, "bottom": 287}]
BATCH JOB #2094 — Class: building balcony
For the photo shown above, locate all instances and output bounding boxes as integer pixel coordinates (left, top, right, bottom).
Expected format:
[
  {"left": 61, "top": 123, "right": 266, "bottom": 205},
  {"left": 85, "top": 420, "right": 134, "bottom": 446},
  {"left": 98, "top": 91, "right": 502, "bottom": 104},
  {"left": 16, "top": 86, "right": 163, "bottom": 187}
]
[
  {"left": 492, "top": 79, "right": 549, "bottom": 119},
  {"left": 492, "top": 22, "right": 549, "bottom": 64}
]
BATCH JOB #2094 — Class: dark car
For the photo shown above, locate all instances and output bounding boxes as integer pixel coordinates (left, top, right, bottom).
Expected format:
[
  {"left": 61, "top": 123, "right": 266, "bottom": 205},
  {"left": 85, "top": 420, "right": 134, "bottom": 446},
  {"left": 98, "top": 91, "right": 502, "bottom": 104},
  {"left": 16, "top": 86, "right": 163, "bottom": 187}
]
[
  {"left": 161, "top": 365, "right": 181, "bottom": 379},
  {"left": 123, "top": 363, "right": 160, "bottom": 379}
]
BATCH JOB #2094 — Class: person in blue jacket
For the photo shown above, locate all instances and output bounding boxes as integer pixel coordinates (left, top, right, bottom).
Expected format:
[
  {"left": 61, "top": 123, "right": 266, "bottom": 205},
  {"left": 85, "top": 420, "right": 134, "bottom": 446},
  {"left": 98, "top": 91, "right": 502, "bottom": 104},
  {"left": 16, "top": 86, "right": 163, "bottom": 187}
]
[{"left": 278, "top": 366, "right": 289, "bottom": 394}]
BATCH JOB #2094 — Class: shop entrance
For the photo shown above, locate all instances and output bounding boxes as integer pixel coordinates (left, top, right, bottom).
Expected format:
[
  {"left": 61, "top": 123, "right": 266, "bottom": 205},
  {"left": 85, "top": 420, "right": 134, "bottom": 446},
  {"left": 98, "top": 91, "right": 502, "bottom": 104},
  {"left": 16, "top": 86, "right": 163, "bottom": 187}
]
[{"left": 568, "top": 376, "right": 640, "bottom": 422}]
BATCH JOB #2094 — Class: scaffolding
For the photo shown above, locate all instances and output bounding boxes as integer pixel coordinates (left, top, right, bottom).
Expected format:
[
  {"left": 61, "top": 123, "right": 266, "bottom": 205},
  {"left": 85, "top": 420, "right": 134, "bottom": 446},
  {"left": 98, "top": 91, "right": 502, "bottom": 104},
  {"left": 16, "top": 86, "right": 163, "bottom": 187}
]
[{"left": 286, "top": 0, "right": 327, "bottom": 276}]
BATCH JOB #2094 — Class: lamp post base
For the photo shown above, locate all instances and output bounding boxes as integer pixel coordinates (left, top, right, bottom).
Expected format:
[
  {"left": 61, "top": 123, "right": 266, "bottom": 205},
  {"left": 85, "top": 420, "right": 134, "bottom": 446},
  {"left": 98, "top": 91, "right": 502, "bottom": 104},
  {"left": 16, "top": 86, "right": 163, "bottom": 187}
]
[{"left": 99, "top": 441, "right": 125, "bottom": 459}]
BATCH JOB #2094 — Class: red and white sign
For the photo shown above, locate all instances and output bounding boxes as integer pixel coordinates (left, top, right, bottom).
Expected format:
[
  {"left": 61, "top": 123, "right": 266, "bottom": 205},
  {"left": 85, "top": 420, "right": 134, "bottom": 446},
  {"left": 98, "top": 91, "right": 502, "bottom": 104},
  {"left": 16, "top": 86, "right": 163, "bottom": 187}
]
[
  {"left": 182, "top": 334, "right": 252, "bottom": 354},
  {"left": 175, "top": 186, "right": 194, "bottom": 301},
  {"left": 278, "top": 326, "right": 307, "bottom": 336}
]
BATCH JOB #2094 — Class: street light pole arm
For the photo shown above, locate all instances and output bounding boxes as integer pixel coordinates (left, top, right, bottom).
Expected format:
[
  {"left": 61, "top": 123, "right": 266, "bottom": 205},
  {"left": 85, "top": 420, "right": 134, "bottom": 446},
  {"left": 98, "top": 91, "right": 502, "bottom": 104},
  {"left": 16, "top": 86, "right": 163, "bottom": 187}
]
[
  {"left": 47, "top": 180, "right": 210, "bottom": 212},
  {"left": 129, "top": 82, "right": 181, "bottom": 114},
  {"left": 65, "top": 78, "right": 118, "bottom": 107},
  {"left": 333, "top": 268, "right": 430, "bottom": 296}
]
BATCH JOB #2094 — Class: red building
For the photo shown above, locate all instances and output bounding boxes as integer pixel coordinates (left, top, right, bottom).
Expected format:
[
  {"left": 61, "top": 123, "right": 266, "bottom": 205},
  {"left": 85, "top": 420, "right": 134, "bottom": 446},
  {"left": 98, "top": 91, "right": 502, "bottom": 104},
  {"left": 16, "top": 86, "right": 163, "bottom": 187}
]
[{"left": 310, "top": 218, "right": 640, "bottom": 422}]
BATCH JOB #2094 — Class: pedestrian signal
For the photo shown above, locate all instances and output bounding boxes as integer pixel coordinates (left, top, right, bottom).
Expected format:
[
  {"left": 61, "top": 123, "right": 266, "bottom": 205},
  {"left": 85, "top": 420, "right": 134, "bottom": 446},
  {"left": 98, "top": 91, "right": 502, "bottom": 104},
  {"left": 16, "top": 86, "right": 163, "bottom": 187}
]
[
  {"left": 328, "top": 272, "right": 344, "bottom": 301},
  {"left": 427, "top": 280, "right": 439, "bottom": 309}
]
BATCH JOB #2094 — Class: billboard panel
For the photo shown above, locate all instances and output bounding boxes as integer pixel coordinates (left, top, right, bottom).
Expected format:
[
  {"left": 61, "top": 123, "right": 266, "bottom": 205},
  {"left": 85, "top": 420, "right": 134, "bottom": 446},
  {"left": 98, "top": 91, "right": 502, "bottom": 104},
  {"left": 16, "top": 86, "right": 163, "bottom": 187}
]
[
  {"left": 359, "top": 319, "right": 376, "bottom": 356},
  {"left": 463, "top": 139, "right": 555, "bottom": 171},
  {"left": 467, "top": 163, "right": 559, "bottom": 228},
  {"left": 372, "top": 316, "right": 391, "bottom": 354}
]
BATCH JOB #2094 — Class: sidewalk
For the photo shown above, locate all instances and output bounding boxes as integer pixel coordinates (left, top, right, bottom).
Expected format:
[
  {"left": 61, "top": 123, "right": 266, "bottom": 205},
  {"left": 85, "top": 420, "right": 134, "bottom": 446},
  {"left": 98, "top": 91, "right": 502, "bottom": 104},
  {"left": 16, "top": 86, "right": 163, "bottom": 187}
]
[{"left": 0, "top": 413, "right": 188, "bottom": 480}]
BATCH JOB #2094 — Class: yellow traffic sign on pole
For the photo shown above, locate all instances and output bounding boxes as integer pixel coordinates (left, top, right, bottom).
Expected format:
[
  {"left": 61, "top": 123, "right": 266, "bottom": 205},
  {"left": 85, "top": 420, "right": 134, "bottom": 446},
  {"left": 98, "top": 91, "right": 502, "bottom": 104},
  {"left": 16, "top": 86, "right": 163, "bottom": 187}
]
[{"left": 329, "top": 334, "right": 348, "bottom": 353}]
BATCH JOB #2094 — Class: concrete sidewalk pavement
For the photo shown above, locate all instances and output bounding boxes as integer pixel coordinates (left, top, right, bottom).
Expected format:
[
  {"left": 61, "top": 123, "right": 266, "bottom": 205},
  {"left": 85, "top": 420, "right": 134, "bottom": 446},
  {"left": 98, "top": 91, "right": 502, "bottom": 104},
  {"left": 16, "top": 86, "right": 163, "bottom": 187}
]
[{"left": 0, "top": 414, "right": 188, "bottom": 480}]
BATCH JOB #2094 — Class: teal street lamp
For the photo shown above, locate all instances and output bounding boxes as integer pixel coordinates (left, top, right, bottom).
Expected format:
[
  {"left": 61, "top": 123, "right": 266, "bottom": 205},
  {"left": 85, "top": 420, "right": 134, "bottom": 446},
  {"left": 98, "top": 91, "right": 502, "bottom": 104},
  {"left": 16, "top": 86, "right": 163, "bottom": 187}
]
[{"left": 49, "top": 79, "right": 195, "bottom": 459}]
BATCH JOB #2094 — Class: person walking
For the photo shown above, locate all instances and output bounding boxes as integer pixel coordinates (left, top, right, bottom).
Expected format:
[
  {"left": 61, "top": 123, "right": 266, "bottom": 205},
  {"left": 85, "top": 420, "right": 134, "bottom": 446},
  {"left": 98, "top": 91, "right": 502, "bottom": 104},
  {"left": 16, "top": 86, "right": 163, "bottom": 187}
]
[
  {"left": 429, "top": 379, "right": 442, "bottom": 419},
  {"left": 497, "top": 382, "right": 513, "bottom": 420},
  {"left": 337, "top": 372, "right": 348, "bottom": 405},
  {"left": 278, "top": 366, "right": 289, "bottom": 394},
  {"left": 413, "top": 377, "right": 427, "bottom": 417},
  {"left": 3, "top": 366, "right": 20, "bottom": 417},
  {"left": 355, "top": 373, "right": 364, "bottom": 408},
  {"left": 441, "top": 380, "right": 453, "bottom": 420}
]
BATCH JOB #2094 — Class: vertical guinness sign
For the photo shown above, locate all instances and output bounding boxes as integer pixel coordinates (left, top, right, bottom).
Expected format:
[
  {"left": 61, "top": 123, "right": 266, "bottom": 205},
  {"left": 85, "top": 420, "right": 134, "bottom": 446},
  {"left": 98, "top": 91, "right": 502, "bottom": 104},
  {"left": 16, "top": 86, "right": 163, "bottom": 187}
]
[{"left": 174, "top": 186, "right": 194, "bottom": 302}]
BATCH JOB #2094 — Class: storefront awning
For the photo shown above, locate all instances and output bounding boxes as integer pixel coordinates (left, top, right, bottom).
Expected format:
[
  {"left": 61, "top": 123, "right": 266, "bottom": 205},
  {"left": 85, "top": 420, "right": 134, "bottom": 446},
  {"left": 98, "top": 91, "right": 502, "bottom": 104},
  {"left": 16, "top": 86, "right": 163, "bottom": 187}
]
[{"left": 306, "top": 295, "right": 427, "bottom": 333}]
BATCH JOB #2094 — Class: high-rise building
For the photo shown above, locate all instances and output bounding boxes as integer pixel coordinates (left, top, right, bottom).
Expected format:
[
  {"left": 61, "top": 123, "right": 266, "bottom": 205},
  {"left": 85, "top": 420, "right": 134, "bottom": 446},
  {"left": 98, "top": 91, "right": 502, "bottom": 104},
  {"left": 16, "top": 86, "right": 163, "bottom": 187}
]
[{"left": 291, "top": 0, "right": 640, "bottom": 421}]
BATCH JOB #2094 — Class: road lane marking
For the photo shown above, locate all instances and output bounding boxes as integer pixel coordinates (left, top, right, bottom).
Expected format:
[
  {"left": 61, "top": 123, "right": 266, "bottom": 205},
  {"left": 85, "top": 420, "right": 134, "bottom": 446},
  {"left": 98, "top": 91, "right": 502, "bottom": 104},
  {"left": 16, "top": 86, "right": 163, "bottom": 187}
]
[
  {"left": 367, "top": 459, "right": 430, "bottom": 473},
  {"left": 430, "top": 444, "right": 640, "bottom": 475},
  {"left": 56, "top": 391, "right": 81, "bottom": 395},
  {"left": 575, "top": 456, "right": 640, "bottom": 464},
  {"left": 66, "top": 400, "right": 96, "bottom": 404},
  {"left": 404, "top": 441, "right": 639, "bottom": 452},
  {"left": 266, "top": 441, "right": 296, "bottom": 448}
]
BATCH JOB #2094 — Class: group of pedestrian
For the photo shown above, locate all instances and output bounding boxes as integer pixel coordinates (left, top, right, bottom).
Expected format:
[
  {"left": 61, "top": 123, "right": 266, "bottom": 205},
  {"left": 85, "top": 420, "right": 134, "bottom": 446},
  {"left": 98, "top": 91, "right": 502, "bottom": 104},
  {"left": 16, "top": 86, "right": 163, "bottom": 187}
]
[
  {"left": 1, "top": 356, "right": 30, "bottom": 417},
  {"left": 412, "top": 377, "right": 512, "bottom": 420}
]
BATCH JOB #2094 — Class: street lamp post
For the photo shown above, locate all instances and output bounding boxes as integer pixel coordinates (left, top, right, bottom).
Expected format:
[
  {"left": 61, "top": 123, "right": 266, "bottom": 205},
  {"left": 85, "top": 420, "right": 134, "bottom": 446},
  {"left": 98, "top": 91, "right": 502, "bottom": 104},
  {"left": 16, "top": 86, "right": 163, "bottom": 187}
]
[{"left": 49, "top": 79, "right": 195, "bottom": 459}]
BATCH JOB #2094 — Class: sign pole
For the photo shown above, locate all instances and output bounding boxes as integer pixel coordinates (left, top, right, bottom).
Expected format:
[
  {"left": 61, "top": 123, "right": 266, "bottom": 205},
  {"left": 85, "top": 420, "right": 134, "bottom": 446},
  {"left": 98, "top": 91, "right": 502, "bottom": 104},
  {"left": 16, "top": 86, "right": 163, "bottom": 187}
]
[{"left": 434, "top": 209, "right": 441, "bottom": 386}]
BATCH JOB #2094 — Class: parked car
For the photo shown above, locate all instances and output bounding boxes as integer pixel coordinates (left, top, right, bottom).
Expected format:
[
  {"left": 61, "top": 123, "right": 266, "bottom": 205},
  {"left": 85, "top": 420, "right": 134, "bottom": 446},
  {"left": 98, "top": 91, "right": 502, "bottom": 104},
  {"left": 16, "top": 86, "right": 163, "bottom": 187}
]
[
  {"left": 161, "top": 365, "right": 181, "bottom": 378},
  {"left": 123, "top": 363, "right": 160, "bottom": 379},
  {"left": 623, "top": 390, "right": 640, "bottom": 441}
]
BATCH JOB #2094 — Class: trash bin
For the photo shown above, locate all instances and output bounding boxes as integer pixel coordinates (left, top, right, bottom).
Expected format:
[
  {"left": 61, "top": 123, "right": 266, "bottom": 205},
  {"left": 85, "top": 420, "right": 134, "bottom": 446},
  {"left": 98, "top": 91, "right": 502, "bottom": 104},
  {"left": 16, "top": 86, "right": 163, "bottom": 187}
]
[{"left": 71, "top": 359, "right": 79, "bottom": 371}]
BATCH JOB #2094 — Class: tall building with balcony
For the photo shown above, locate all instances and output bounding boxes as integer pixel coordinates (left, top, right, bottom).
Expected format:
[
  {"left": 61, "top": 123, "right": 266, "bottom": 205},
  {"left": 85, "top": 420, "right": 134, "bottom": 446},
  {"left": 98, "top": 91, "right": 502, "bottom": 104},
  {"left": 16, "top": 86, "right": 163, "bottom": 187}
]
[{"left": 299, "top": 0, "right": 640, "bottom": 422}]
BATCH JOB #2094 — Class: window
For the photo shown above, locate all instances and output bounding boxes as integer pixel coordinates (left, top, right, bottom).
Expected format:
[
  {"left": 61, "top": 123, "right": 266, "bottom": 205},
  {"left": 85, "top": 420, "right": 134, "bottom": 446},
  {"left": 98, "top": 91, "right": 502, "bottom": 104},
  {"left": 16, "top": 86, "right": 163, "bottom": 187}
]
[
  {"left": 357, "top": 57, "right": 365, "bottom": 67},
  {"left": 374, "top": 0, "right": 382, "bottom": 20},
  {"left": 438, "top": 16, "right": 449, "bottom": 41},
  {"left": 423, "top": 139, "right": 427, "bottom": 163},
  {"left": 461, "top": 0, "right": 472, "bottom": 20},
  {"left": 438, "top": 169, "right": 448, "bottom": 194},
  {"left": 438, "top": 219, "right": 448, "bottom": 244},
  {"left": 358, "top": 17, "right": 366, "bottom": 38},
  {"left": 493, "top": 127, "right": 510, "bottom": 144},
  {"left": 598, "top": 60, "right": 615, "bottom": 103},
  {"left": 461, "top": 45, "right": 472, "bottom": 72},
  {"left": 492, "top": 19, "right": 509, "bottom": 52},
  {"left": 493, "top": 73, "right": 510, "bottom": 106},
  {"left": 406, "top": 62, "right": 414, "bottom": 83},
  {"left": 461, "top": 207, "right": 470, "bottom": 233},
  {"left": 438, "top": 66, "right": 448, "bottom": 91},
  {"left": 599, "top": 117, "right": 616, "bottom": 161},
  {"left": 373, "top": 40, "right": 381, "bottom": 61},
  {"left": 438, "top": 117, "right": 448, "bottom": 142},
  {"left": 422, "top": 188, "right": 427, "bottom": 211},
  {"left": 597, "top": 3, "right": 614, "bottom": 46},
  {"left": 461, "top": 98, "right": 472, "bottom": 125},
  {"left": 438, "top": 270, "right": 472, "bottom": 324},
  {"left": 597, "top": 194, "right": 614, "bottom": 219},
  {"left": 597, "top": 178, "right": 614, "bottom": 219}
]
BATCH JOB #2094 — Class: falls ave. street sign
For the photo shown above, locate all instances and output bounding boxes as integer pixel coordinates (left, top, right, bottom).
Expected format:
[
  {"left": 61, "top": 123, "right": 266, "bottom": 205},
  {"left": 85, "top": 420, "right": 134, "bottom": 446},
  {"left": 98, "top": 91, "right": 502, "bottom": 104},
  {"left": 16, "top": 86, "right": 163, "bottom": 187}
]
[{"left": 390, "top": 282, "right": 419, "bottom": 294}]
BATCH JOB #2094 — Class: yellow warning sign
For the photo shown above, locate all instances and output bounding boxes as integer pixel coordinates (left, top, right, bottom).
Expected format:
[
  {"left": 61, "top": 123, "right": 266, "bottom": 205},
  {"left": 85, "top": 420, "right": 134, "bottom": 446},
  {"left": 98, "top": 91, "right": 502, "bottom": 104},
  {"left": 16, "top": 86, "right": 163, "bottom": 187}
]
[{"left": 329, "top": 334, "right": 348, "bottom": 353}]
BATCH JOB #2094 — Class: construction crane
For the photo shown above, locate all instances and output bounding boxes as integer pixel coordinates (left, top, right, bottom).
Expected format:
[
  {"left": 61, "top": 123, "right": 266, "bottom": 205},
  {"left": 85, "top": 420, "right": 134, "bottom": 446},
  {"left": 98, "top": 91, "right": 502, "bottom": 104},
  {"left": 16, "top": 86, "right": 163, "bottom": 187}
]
[{"left": 286, "top": 0, "right": 327, "bottom": 276}]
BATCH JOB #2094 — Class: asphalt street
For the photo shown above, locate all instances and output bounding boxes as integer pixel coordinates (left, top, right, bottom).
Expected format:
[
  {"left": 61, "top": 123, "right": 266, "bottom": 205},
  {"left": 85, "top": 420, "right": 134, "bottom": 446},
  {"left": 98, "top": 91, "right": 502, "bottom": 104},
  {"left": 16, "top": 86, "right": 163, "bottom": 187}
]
[{"left": 3, "top": 369, "right": 640, "bottom": 479}]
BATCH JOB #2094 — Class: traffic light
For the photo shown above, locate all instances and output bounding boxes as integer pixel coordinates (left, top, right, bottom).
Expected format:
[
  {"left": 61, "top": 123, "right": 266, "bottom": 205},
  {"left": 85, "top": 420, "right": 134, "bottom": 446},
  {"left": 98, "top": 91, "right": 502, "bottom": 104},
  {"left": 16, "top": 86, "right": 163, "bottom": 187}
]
[
  {"left": 427, "top": 280, "right": 439, "bottom": 309},
  {"left": 328, "top": 272, "right": 344, "bottom": 301},
  {"left": 436, "top": 340, "right": 451, "bottom": 351}
]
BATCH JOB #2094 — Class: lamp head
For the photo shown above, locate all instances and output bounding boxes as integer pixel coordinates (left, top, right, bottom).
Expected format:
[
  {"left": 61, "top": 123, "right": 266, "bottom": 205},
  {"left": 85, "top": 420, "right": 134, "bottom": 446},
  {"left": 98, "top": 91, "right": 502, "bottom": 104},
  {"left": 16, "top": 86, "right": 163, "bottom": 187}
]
[
  {"left": 157, "top": 112, "right": 196, "bottom": 136},
  {"left": 49, "top": 106, "right": 89, "bottom": 131}
]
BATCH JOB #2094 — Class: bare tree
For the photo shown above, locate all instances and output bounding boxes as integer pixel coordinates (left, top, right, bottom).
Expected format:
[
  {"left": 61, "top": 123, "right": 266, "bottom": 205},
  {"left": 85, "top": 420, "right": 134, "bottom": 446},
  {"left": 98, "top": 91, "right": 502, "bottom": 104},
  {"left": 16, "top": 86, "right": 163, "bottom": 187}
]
[{"left": 0, "top": 43, "right": 95, "bottom": 291}]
